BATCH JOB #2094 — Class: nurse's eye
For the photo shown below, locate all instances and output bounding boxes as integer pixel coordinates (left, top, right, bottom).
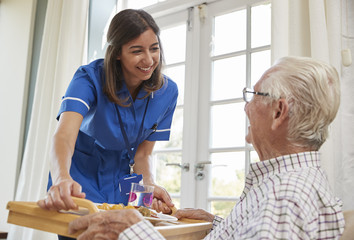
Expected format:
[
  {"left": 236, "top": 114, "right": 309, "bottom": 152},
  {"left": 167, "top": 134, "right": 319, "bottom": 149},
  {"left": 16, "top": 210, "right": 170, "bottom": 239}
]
[
  {"left": 150, "top": 47, "right": 160, "bottom": 52},
  {"left": 132, "top": 50, "right": 142, "bottom": 54}
]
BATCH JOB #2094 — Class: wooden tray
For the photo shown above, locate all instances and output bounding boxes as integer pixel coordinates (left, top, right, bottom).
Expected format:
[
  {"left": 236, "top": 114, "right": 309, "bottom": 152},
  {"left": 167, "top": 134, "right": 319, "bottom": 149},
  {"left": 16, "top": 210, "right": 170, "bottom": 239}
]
[
  {"left": 7, "top": 198, "right": 212, "bottom": 239},
  {"left": 7, "top": 197, "right": 98, "bottom": 238}
]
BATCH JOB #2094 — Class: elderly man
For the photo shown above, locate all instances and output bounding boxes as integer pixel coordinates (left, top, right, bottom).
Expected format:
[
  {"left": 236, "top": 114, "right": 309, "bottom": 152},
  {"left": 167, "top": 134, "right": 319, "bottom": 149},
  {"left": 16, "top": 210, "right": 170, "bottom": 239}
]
[{"left": 67, "top": 56, "right": 345, "bottom": 239}]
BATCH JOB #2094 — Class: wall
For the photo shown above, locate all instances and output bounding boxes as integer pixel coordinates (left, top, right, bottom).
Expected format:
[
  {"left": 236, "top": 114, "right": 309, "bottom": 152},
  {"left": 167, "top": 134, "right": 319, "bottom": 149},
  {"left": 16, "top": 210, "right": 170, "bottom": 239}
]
[{"left": 0, "top": 0, "right": 37, "bottom": 231}]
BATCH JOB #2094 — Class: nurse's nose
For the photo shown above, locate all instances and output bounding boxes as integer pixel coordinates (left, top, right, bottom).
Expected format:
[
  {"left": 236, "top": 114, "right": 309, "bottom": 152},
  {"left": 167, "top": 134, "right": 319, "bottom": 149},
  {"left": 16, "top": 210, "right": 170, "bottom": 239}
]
[{"left": 143, "top": 51, "right": 154, "bottom": 66}]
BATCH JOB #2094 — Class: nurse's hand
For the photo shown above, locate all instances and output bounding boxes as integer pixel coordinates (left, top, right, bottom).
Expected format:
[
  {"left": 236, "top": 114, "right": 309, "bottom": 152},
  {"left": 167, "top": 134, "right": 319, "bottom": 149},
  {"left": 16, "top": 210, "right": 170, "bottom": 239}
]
[
  {"left": 37, "top": 178, "right": 86, "bottom": 211},
  {"left": 150, "top": 184, "right": 175, "bottom": 214}
]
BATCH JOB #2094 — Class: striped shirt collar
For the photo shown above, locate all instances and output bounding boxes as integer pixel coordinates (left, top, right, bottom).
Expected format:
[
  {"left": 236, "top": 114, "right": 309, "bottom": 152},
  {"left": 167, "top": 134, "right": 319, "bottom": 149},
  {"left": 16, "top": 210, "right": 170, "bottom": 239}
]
[{"left": 248, "top": 151, "right": 321, "bottom": 186}]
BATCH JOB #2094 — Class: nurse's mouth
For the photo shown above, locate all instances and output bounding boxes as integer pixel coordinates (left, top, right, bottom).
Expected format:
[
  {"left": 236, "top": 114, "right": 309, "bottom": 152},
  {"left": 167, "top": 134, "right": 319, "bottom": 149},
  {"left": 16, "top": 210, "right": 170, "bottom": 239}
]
[{"left": 138, "top": 66, "right": 153, "bottom": 72}]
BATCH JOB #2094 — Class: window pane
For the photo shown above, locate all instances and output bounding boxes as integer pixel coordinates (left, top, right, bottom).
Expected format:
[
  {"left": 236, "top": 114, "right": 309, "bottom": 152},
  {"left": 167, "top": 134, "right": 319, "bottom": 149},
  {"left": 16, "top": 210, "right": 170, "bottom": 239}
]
[
  {"left": 214, "top": 9, "right": 246, "bottom": 56},
  {"left": 126, "top": 0, "right": 166, "bottom": 8},
  {"left": 127, "top": 0, "right": 158, "bottom": 9},
  {"left": 211, "top": 55, "right": 246, "bottom": 101},
  {"left": 171, "top": 198, "right": 180, "bottom": 209},
  {"left": 155, "top": 108, "right": 183, "bottom": 150},
  {"left": 160, "top": 24, "right": 186, "bottom": 65},
  {"left": 251, "top": 3, "right": 271, "bottom": 48},
  {"left": 251, "top": 50, "right": 271, "bottom": 87},
  {"left": 210, "top": 152, "right": 245, "bottom": 197},
  {"left": 250, "top": 150, "right": 260, "bottom": 163},
  {"left": 210, "top": 103, "right": 245, "bottom": 148},
  {"left": 154, "top": 152, "right": 181, "bottom": 195},
  {"left": 163, "top": 65, "right": 185, "bottom": 105},
  {"left": 211, "top": 201, "right": 235, "bottom": 218}
]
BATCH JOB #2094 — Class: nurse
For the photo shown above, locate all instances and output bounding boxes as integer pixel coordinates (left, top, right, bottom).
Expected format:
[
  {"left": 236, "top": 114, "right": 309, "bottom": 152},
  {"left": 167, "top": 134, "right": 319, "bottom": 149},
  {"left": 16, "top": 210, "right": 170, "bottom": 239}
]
[{"left": 38, "top": 9, "right": 178, "bottom": 216}]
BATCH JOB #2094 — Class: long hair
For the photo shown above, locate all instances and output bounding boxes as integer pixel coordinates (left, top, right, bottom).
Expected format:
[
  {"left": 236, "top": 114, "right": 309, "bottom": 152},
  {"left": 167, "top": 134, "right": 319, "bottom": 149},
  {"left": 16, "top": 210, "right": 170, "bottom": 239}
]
[{"left": 103, "top": 9, "right": 165, "bottom": 106}]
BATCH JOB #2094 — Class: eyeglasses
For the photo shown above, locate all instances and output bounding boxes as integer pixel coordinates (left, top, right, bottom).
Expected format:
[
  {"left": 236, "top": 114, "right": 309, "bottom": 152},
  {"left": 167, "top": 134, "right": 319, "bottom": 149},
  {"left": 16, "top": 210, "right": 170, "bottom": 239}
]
[{"left": 242, "top": 87, "right": 270, "bottom": 103}]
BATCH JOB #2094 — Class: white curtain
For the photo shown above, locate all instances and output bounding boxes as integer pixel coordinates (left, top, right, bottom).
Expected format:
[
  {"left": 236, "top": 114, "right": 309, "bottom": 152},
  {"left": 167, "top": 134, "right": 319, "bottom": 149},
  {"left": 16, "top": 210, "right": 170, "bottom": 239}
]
[
  {"left": 271, "top": 0, "right": 354, "bottom": 210},
  {"left": 338, "top": 0, "right": 354, "bottom": 210},
  {"left": 7, "top": 0, "right": 89, "bottom": 239}
]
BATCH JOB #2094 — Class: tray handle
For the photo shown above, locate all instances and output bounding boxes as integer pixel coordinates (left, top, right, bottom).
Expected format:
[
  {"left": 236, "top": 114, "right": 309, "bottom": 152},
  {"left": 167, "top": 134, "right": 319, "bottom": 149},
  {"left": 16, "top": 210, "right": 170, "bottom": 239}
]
[
  {"left": 160, "top": 202, "right": 177, "bottom": 215},
  {"left": 72, "top": 197, "right": 99, "bottom": 214},
  {"left": 170, "top": 206, "right": 177, "bottom": 215}
]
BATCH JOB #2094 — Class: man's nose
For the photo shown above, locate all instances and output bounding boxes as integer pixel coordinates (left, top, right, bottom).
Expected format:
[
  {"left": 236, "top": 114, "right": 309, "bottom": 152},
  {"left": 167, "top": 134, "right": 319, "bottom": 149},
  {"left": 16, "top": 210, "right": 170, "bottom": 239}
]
[{"left": 244, "top": 102, "right": 248, "bottom": 112}]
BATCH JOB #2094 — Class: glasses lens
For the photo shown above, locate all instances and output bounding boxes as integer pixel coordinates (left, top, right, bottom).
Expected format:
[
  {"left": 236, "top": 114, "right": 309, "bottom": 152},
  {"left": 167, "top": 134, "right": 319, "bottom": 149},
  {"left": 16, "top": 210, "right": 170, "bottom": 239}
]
[
  {"left": 243, "top": 88, "right": 252, "bottom": 102},
  {"left": 246, "top": 92, "right": 253, "bottom": 102}
]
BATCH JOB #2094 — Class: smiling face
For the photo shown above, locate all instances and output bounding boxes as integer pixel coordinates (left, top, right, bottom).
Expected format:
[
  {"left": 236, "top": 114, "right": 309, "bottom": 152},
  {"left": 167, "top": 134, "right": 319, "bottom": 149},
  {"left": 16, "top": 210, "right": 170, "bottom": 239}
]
[{"left": 118, "top": 28, "right": 160, "bottom": 90}]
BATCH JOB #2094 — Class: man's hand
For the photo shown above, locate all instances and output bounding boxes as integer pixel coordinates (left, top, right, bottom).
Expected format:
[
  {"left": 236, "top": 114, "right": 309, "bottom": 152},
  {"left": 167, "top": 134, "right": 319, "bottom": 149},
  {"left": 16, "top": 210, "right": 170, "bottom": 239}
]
[
  {"left": 174, "top": 208, "right": 215, "bottom": 222},
  {"left": 68, "top": 209, "right": 144, "bottom": 240}
]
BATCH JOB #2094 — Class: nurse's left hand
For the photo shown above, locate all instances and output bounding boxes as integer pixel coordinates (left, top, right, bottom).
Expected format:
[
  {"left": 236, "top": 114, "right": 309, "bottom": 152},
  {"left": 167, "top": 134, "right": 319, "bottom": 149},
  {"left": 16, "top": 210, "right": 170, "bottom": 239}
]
[{"left": 150, "top": 185, "right": 175, "bottom": 214}]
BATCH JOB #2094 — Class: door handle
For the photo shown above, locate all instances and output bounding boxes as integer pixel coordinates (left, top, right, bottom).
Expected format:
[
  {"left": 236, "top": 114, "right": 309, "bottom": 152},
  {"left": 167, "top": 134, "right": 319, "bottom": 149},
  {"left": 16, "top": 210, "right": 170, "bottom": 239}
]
[
  {"left": 194, "top": 161, "right": 211, "bottom": 181},
  {"left": 195, "top": 161, "right": 212, "bottom": 170},
  {"left": 165, "top": 163, "right": 190, "bottom": 172}
]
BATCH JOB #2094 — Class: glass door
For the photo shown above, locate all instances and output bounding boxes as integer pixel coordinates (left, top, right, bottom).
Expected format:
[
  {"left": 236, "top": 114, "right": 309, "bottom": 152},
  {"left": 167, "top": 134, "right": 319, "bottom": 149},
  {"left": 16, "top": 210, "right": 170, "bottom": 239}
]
[
  {"left": 197, "top": 0, "right": 271, "bottom": 216},
  {"left": 153, "top": 10, "right": 190, "bottom": 209}
]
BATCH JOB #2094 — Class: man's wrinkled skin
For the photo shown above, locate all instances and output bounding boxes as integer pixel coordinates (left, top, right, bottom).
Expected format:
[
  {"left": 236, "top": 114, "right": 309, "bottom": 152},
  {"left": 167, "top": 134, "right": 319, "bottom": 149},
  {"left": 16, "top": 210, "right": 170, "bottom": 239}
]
[{"left": 68, "top": 209, "right": 143, "bottom": 240}]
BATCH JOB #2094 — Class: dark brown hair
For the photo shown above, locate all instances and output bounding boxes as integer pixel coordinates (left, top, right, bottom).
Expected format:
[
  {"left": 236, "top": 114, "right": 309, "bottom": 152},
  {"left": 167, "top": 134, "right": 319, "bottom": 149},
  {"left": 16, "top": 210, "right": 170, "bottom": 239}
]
[{"left": 103, "top": 9, "right": 165, "bottom": 106}]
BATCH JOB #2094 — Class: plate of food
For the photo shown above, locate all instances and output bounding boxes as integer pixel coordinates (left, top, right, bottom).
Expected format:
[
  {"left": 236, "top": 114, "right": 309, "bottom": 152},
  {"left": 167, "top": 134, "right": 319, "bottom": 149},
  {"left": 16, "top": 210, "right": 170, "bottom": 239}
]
[
  {"left": 146, "top": 210, "right": 178, "bottom": 222},
  {"left": 96, "top": 203, "right": 178, "bottom": 223}
]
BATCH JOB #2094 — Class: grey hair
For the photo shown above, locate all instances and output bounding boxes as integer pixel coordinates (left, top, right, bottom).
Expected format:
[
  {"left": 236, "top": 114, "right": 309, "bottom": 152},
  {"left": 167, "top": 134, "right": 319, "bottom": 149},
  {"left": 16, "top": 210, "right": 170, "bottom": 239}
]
[{"left": 259, "top": 56, "right": 340, "bottom": 150}]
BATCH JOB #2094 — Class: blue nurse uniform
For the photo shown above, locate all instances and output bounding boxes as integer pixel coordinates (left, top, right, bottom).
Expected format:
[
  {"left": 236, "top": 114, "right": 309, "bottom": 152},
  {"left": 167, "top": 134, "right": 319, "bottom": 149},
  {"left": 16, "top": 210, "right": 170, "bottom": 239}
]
[{"left": 47, "top": 59, "right": 178, "bottom": 204}]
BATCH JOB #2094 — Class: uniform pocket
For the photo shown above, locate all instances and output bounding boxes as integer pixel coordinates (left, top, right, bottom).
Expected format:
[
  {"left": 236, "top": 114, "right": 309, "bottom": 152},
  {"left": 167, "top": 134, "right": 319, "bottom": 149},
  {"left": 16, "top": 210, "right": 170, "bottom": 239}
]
[{"left": 75, "top": 131, "right": 96, "bottom": 155}]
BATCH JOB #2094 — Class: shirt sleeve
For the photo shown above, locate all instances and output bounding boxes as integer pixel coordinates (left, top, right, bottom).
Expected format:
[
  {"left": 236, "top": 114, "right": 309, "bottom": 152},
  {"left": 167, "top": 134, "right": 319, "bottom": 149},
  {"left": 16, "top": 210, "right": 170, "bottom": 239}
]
[
  {"left": 236, "top": 197, "right": 318, "bottom": 239},
  {"left": 211, "top": 215, "right": 224, "bottom": 230},
  {"left": 204, "top": 198, "right": 315, "bottom": 240},
  {"left": 118, "top": 220, "right": 166, "bottom": 240},
  {"left": 147, "top": 101, "right": 177, "bottom": 141},
  {"left": 147, "top": 79, "right": 178, "bottom": 141},
  {"left": 57, "top": 66, "right": 97, "bottom": 119}
]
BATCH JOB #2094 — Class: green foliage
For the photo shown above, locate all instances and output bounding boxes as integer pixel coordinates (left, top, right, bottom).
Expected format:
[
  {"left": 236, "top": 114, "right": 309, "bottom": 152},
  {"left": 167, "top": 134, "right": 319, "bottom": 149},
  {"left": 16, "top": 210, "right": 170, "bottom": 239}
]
[
  {"left": 212, "top": 168, "right": 245, "bottom": 196},
  {"left": 211, "top": 201, "right": 235, "bottom": 218},
  {"left": 155, "top": 153, "right": 181, "bottom": 194},
  {"left": 210, "top": 168, "right": 245, "bottom": 218}
]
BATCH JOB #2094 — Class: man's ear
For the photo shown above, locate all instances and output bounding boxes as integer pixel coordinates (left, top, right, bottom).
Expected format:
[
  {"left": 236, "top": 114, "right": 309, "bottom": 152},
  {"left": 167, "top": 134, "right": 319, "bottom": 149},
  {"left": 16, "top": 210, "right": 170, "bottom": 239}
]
[{"left": 271, "top": 98, "right": 289, "bottom": 130}]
